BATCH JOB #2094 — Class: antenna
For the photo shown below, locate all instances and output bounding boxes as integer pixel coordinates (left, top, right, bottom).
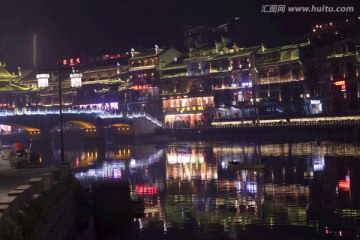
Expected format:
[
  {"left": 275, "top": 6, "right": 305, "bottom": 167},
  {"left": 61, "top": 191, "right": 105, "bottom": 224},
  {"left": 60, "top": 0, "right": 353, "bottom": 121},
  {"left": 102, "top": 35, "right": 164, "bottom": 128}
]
[{"left": 33, "top": 34, "right": 37, "bottom": 69}]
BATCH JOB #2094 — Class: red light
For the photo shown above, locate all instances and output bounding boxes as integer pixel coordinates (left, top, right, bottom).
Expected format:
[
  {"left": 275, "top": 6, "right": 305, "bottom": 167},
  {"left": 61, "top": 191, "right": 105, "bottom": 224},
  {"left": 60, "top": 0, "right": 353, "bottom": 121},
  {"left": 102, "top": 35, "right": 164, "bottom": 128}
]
[
  {"left": 338, "top": 176, "right": 350, "bottom": 191},
  {"left": 333, "top": 80, "right": 346, "bottom": 91},
  {"left": 135, "top": 185, "right": 158, "bottom": 195},
  {"left": 63, "top": 59, "right": 67, "bottom": 65}
]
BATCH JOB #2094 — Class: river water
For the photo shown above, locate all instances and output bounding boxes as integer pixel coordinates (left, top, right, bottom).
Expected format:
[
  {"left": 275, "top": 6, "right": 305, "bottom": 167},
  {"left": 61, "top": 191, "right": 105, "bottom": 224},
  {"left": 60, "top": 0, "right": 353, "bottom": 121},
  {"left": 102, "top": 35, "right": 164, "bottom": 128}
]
[{"left": 32, "top": 139, "right": 360, "bottom": 239}]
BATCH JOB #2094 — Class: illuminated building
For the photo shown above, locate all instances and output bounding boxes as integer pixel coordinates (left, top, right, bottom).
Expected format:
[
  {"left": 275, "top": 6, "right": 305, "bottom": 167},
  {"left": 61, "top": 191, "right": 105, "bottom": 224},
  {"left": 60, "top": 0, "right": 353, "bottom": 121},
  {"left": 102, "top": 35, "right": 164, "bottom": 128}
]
[
  {"left": 321, "top": 39, "right": 359, "bottom": 113},
  {"left": 308, "top": 17, "right": 360, "bottom": 115},
  {"left": 0, "top": 17, "right": 358, "bottom": 121},
  {"left": 129, "top": 46, "right": 182, "bottom": 117},
  {"left": 0, "top": 62, "right": 38, "bottom": 113},
  {"left": 210, "top": 44, "right": 260, "bottom": 120},
  {"left": 254, "top": 41, "right": 309, "bottom": 116},
  {"left": 75, "top": 53, "right": 130, "bottom": 112},
  {"left": 17, "top": 62, "right": 78, "bottom": 108},
  {"left": 160, "top": 52, "right": 215, "bottom": 128}
]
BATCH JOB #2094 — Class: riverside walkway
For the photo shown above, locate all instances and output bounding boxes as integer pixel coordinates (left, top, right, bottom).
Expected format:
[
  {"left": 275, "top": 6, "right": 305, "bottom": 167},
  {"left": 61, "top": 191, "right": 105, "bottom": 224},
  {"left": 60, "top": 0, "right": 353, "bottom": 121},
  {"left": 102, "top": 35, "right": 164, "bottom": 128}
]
[
  {"left": 0, "top": 160, "right": 59, "bottom": 199},
  {"left": 0, "top": 160, "right": 83, "bottom": 240},
  {"left": 161, "top": 115, "right": 360, "bottom": 141}
]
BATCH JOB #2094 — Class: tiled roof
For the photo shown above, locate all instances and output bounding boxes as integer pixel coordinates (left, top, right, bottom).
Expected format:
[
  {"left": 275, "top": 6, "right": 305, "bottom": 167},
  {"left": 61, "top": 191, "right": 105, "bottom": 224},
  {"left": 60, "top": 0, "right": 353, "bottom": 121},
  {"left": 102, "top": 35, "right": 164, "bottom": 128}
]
[
  {"left": 162, "top": 57, "right": 187, "bottom": 70},
  {"left": 131, "top": 46, "right": 172, "bottom": 60},
  {"left": 162, "top": 62, "right": 186, "bottom": 70},
  {"left": 256, "top": 59, "right": 300, "bottom": 67},
  {"left": 210, "top": 46, "right": 261, "bottom": 61},
  {"left": 183, "top": 56, "right": 210, "bottom": 61},
  {"left": 0, "top": 66, "right": 16, "bottom": 79},
  {"left": 256, "top": 41, "right": 310, "bottom": 55},
  {"left": 0, "top": 83, "right": 32, "bottom": 92}
]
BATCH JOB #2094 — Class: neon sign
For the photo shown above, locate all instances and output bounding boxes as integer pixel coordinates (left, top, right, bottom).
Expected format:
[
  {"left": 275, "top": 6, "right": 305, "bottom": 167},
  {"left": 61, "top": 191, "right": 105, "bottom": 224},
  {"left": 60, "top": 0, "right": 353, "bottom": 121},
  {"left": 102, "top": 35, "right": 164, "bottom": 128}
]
[
  {"left": 333, "top": 80, "right": 346, "bottom": 92},
  {"left": 107, "top": 54, "right": 121, "bottom": 59},
  {"left": 61, "top": 58, "right": 81, "bottom": 66},
  {"left": 135, "top": 185, "right": 158, "bottom": 195},
  {"left": 338, "top": 175, "right": 350, "bottom": 191},
  {"left": 131, "top": 84, "right": 153, "bottom": 90}
]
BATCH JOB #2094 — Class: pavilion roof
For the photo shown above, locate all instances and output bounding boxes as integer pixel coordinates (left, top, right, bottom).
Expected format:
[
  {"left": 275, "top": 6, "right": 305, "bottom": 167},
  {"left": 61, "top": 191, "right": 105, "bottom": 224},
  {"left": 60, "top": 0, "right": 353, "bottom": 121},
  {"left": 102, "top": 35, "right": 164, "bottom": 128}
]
[{"left": 0, "top": 66, "right": 17, "bottom": 80}]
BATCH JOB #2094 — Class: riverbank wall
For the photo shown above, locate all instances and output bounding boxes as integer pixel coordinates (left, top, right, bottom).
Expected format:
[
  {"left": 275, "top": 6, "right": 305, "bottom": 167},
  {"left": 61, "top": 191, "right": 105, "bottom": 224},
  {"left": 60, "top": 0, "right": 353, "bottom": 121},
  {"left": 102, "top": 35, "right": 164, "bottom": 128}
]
[
  {"left": 159, "top": 123, "right": 360, "bottom": 142},
  {"left": 0, "top": 164, "right": 90, "bottom": 240}
]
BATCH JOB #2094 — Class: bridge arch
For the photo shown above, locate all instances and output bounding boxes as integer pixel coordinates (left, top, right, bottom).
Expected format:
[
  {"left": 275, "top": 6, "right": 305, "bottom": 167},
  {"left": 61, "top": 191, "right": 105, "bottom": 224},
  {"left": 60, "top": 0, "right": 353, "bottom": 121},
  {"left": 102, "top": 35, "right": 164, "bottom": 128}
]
[
  {"left": 67, "top": 120, "right": 96, "bottom": 129},
  {"left": 0, "top": 123, "right": 40, "bottom": 133},
  {"left": 50, "top": 120, "right": 97, "bottom": 132},
  {"left": 109, "top": 123, "right": 132, "bottom": 128}
]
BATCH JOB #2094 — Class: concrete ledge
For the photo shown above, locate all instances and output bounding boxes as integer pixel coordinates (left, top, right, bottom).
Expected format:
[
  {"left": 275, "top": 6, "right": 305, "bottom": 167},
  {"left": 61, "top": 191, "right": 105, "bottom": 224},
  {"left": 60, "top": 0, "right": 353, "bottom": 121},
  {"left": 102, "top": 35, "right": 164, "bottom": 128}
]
[
  {"left": 8, "top": 190, "right": 26, "bottom": 210},
  {"left": 16, "top": 185, "right": 33, "bottom": 203},
  {"left": 28, "top": 178, "right": 44, "bottom": 194},
  {"left": 41, "top": 173, "right": 54, "bottom": 191},
  {"left": 0, "top": 205, "right": 9, "bottom": 215},
  {"left": 0, "top": 196, "right": 19, "bottom": 218},
  {"left": 58, "top": 164, "right": 70, "bottom": 178},
  {"left": 50, "top": 168, "right": 61, "bottom": 181}
]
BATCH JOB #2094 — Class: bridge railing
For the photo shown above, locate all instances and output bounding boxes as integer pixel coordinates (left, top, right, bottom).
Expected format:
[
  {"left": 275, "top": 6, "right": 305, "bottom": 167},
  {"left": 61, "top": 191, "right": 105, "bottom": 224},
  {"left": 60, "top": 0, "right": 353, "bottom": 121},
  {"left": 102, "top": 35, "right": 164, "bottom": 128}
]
[
  {"left": 0, "top": 107, "right": 163, "bottom": 127},
  {"left": 99, "top": 110, "right": 163, "bottom": 127}
]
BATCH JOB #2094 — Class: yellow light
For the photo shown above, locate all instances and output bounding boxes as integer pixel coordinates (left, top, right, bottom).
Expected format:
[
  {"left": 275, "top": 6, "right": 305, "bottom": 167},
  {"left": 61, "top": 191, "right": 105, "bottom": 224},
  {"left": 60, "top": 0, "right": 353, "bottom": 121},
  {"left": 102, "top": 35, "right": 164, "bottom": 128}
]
[{"left": 333, "top": 80, "right": 345, "bottom": 86}]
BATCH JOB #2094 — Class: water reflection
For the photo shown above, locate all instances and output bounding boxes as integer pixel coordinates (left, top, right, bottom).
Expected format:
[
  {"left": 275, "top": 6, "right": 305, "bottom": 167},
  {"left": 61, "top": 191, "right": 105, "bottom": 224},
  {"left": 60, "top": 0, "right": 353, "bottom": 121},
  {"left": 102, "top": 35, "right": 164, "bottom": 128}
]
[{"left": 51, "top": 140, "right": 360, "bottom": 239}]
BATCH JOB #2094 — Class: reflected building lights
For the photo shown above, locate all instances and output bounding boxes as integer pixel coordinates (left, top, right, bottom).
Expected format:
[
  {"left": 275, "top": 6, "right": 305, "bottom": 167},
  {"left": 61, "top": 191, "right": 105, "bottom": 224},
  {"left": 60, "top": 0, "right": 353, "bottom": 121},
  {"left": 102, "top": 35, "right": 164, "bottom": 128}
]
[
  {"left": 213, "top": 142, "right": 360, "bottom": 157},
  {"left": 71, "top": 141, "right": 360, "bottom": 239}
]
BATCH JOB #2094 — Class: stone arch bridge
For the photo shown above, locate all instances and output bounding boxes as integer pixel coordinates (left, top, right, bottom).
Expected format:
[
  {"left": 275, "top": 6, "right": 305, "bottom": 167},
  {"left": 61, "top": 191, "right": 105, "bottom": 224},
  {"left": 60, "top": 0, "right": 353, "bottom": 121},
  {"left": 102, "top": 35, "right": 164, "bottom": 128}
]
[{"left": 0, "top": 110, "right": 162, "bottom": 140}]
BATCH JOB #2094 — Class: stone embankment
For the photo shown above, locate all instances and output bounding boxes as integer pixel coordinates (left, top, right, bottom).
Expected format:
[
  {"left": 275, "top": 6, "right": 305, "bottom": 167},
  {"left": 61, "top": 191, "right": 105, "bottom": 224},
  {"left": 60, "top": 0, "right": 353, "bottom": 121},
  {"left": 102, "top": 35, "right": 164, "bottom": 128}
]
[{"left": 0, "top": 161, "right": 90, "bottom": 240}]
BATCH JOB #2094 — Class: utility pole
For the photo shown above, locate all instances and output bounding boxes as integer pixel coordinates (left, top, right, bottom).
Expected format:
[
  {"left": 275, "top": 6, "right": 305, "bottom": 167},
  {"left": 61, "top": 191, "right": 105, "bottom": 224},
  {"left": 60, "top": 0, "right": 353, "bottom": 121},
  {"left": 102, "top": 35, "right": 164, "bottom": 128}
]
[{"left": 58, "top": 60, "right": 65, "bottom": 163}]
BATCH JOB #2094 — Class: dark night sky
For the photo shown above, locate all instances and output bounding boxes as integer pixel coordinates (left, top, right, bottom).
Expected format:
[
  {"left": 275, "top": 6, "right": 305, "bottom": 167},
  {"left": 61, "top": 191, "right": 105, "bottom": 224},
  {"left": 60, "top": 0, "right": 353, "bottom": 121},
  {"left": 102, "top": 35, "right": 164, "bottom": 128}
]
[{"left": 0, "top": 0, "right": 359, "bottom": 72}]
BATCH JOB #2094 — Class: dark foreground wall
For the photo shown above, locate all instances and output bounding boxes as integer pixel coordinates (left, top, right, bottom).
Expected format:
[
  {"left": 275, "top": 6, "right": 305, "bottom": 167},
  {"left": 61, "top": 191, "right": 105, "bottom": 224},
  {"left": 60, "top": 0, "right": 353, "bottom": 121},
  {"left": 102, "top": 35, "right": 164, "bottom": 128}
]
[
  {"left": 0, "top": 165, "right": 90, "bottom": 240},
  {"left": 91, "top": 181, "right": 132, "bottom": 240}
]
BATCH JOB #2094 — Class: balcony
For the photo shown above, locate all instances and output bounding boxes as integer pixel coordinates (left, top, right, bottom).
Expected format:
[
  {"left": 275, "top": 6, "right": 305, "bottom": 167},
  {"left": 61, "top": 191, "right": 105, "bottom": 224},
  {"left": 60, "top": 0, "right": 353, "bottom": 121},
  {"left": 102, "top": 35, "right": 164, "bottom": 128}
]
[
  {"left": 186, "top": 69, "right": 210, "bottom": 76},
  {"left": 209, "top": 68, "right": 231, "bottom": 73},
  {"left": 162, "top": 72, "right": 187, "bottom": 78},
  {"left": 163, "top": 104, "right": 213, "bottom": 114},
  {"left": 129, "top": 64, "right": 156, "bottom": 71}
]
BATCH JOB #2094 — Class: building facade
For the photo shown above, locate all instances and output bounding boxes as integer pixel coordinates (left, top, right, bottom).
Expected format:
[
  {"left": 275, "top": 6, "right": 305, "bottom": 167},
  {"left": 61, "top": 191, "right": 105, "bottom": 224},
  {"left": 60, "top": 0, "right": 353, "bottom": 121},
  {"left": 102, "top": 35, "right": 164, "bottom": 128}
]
[{"left": 1, "top": 18, "right": 359, "bottom": 126}]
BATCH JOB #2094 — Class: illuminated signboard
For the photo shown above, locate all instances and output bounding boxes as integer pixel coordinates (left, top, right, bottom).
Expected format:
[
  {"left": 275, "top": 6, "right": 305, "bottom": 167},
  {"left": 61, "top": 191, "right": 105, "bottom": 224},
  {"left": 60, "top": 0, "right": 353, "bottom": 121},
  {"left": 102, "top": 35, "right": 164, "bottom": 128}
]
[
  {"left": 131, "top": 84, "right": 153, "bottom": 90},
  {"left": 107, "top": 54, "right": 121, "bottom": 59},
  {"left": 241, "top": 82, "right": 252, "bottom": 88},
  {"left": 333, "top": 80, "right": 346, "bottom": 92},
  {"left": 61, "top": 58, "right": 81, "bottom": 66},
  {"left": 135, "top": 185, "right": 158, "bottom": 195},
  {"left": 338, "top": 175, "right": 350, "bottom": 191},
  {"left": 36, "top": 73, "right": 50, "bottom": 88},
  {"left": 70, "top": 73, "right": 82, "bottom": 88}
]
